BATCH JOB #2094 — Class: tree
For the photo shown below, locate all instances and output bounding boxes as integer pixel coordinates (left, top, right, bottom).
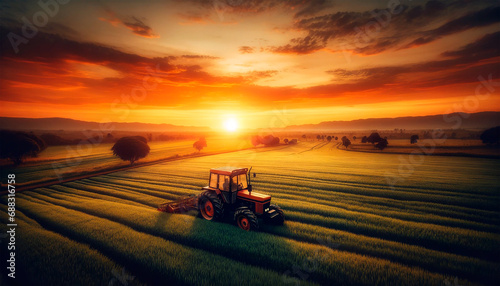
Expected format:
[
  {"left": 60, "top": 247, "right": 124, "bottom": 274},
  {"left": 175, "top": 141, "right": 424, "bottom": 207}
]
[
  {"left": 335, "top": 136, "right": 338, "bottom": 140},
  {"left": 251, "top": 135, "right": 262, "bottom": 147},
  {"left": 316, "top": 135, "right": 321, "bottom": 141},
  {"left": 367, "top": 132, "right": 382, "bottom": 144},
  {"left": 375, "top": 138, "right": 388, "bottom": 150},
  {"left": 193, "top": 137, "right": 207, "bottom": 152},
  {"left": 111, "top": 136, "right": 150, "bottom": 164},
  {"left": 410, "top": 135, "right": 419, "bottom": 144},
  {"left": 261, "top": 135, "right": 280, "bottom": 146},
  {"left": 326, "top": 136, "right": 332, "bottom": 142},
  {"left": 341, "top": 136, "right": 351, "bottom": 148},
  {"left": 301, "top": 134, "right": 307, "bottom": 140},
  {"left": 0, "top": 130, "right": 46, "bottom": 165},
  {"left": 283, "top": 138, "right": 289, "bottom": 144},
  {"left": 480, "top": 126, "right": 500, "bottom": 144},
  {"left": 353, "top": 136, "right": 357, "bottom": 141},
  {"left": 361, "top": 136, "right": 368, "bottom": 143}
]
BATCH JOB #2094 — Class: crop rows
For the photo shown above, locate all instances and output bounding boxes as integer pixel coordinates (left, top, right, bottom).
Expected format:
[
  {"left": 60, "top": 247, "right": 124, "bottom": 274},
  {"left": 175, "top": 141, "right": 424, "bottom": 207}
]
[{"left": 1, "top": 141, "right": 499, "bottom": 285}]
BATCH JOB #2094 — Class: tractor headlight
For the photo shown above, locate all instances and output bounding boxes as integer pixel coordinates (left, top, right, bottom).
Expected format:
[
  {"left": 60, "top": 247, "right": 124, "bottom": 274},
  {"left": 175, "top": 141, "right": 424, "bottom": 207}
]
[{"left": 265, "top": 208, "right": 270, "bottom": 212}]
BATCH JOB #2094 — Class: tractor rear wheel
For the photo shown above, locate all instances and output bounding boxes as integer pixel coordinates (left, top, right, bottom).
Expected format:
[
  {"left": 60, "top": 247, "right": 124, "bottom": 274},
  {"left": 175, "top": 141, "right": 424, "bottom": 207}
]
[
  {"left": 198, "top": 192, "right": 223, "bottom": 221},
  {"left": 234, "top": 207, "right": 259, "bottom": 231},
  {"left": 265, "top": 204, "right": 284, "bottom": 225}
]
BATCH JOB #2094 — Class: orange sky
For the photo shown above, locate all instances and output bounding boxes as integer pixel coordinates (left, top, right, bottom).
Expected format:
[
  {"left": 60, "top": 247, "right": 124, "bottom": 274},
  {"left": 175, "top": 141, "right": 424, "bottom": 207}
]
[{"left": 1, "top": 0, "right": 499, "bottom": 129}]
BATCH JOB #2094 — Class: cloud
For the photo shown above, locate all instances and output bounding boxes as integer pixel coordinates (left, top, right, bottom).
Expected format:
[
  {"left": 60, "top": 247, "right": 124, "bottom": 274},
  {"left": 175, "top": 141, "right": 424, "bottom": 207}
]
[
  {"left": 121, "top": 16, "right": 159, "bottom": 38},
  {"left": 270, "top": 1, "right": 500, "bottom": 55},
  {"left": 0, "top": 25, "right": 246, "bottom": 108},
  {"left": 180, "top": 55, "right": 220, "bottom": 59},
  {"left": 239, "top": 46, "right": 255, "bottom": 54},
  {"left": 100, "top": 9, "right": 159, "bottom": 38},
  {"left": 326, "top": 31, "right": 500, "bottom": 91},
  {"left": 404, "top": 6, "right": 500, "bottom": 48},
  {"left": 181, "top": 0, "right": 335, "bottom": 20}
]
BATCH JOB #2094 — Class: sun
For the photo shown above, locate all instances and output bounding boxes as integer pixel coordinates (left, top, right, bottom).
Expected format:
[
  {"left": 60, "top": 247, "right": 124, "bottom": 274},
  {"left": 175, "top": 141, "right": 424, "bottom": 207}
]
[{"left": 223, "top": 117, "right": 239, "bottom": 132}]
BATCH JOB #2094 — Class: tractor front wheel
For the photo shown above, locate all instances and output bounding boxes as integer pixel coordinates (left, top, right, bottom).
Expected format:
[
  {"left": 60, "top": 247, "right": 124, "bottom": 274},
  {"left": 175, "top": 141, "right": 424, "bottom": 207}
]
[
  {"left": 198, "top": 192, "right": 224, "bottom": 221},
  {"left": 234, "top": 207, "right": 259, "bottom": 231}
]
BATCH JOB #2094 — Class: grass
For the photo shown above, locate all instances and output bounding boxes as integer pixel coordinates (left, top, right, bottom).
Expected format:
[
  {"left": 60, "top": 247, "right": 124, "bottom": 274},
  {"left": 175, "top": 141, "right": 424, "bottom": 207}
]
[{"left": 1, "top": 140, "right": 499, "bottom": 285}]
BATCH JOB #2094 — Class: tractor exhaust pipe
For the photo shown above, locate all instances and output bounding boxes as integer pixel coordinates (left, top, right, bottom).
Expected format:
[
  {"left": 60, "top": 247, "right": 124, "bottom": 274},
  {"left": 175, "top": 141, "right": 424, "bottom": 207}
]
[{"left": 247, "top": 167, "right": 253, "bottom": 195}]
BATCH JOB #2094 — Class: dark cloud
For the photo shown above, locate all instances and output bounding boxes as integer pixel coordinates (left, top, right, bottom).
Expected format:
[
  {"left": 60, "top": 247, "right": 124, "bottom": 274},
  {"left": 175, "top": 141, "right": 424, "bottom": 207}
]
[
  {"left": 0, "top": 26, "right": 152, "bottom": 67},
  {"left": 239, "top": 46, "right": 255, "bottom": 54},
  {"left": 404, "top": 6, "right": 500, "bottom": 48},
  {"left": 270, "top": 1, "right": 500, "bottom": 55},
  {"left": 441, "top": 31, "right": 500, "bottom": 59},
  {"left": 100, "top": 8, "right": 158, "bottom": 38},
  {"left": 182, "top": 0, "right": 335, "bottom": 19},
  {"left": 0, "top": 26, "right": 243, "bottom": 104},
  {"left": 326, "top": 31, "right": 500, "bottom": 92},
  {"left": 180, "top": 55, "right": 220, "bottom": 59},
  {"left": 121, "top": 16, "right": 158, "bottom": 38}
]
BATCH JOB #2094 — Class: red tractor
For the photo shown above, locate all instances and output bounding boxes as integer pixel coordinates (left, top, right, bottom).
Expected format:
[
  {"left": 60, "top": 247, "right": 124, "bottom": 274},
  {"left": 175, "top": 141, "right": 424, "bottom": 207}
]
[{"left": 158, "top": 167, "right": 284, "bottom": 231}]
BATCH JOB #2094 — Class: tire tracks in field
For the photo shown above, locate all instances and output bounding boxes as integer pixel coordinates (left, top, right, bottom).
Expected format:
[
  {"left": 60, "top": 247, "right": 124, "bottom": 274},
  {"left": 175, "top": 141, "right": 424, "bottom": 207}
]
[
  {"left": 16, "top": 193, "right": 312, "bottom": 286},
  {"left": 295, "top": 141, "right": 330, "bottom": 155},
  {"left": 16, "top": 193, "right": 331, "bottom": 285},
  {"left": 259, "top": 181, "right": 500, "bottom": 228},
  {"left": 257, "top": 224, "right": 499, "bottom": 285},
  {"left": 18, "top": 191, "right": 493, "bottom": 285},
  {"left": 259, "top": 174, "right": 499, "bottom": 212}
]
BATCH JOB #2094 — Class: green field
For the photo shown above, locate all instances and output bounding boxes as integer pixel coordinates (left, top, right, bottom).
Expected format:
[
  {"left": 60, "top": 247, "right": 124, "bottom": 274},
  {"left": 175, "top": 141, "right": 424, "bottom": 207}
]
[
  {"left": 0, "top": 136, "right": 251, "bottom": 187},
  {"left": 1, "top": 141, "right": 499, "bottom": 285}
]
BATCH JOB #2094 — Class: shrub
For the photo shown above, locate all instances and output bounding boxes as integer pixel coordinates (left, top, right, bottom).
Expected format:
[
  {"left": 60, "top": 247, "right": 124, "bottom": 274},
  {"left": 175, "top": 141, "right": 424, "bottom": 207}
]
[{"left": 0, "top": 130, "right": 46, "bottom": 165}]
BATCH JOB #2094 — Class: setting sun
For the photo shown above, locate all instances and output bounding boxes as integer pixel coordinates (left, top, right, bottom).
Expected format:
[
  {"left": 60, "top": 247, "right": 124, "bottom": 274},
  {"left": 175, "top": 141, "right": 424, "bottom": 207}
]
[{"left": 223, "top": 117, "right": 239, "bottom": 132}]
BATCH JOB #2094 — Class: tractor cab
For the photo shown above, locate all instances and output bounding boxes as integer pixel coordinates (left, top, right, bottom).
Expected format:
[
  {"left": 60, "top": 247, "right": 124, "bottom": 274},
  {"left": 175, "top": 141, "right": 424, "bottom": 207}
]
[
  {"left": 203, "top": 167, "right": 271, "bottom": 215},
  {"left": 206, "top": 167, "right": 249, "bottom": 204}
]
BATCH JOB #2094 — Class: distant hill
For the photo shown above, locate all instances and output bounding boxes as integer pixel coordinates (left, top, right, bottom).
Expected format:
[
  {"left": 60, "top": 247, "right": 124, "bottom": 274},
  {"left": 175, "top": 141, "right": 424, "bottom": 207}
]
[
  {"left": 0, "top": 117, "right": 210, "bottom": 132},
  {"left": 284, "top": 112, "right": 500, "bottom": 131}
]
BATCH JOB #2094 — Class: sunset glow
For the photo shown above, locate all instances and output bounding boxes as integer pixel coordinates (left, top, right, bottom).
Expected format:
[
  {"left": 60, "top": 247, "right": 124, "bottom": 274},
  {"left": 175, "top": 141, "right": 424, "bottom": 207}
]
[{"left": 0, "top": 0, "right": 499, "bottom": 128}]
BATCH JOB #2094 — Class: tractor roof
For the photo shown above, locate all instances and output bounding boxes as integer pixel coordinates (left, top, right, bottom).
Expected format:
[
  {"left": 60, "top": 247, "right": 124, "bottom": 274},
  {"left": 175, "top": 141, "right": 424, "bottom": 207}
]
[{"left": 210, "top": 167, "right": 248, "bottom": 176}]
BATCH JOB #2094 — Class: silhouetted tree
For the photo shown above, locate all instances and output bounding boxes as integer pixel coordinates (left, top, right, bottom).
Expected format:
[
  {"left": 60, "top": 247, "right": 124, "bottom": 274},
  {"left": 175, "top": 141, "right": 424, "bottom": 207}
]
[
  {"left": 410, "top": 135, "right": 419, "bottom": 144},
  {"left": 193, "top": 137, "right": 207, "bottom": 152},
  {"left": 326, "top": 136, "right": 332, "bottom": 142},
  {"left": 361, "top": 136, "right": 368, "bottom": 143},
  {"left": 335, "top": 136, "right": 338, "bottom": 140},
  {"left": 289, "top": 139, "right": 298, "bottom": 144},
  {"left": 375, "top": 138, "right": 388, "bottom": 150},
  {"left": 353, "top": 136, "right": 357, "bottom": 141},
  {"left": 480, "top": 126, "right": 500, "bottom": 144},
  {"left": 302, "top": 134, "right": 307, "bottom": 140},
  {"left": 261, "top": 135, "right": 280, "bottom": 146},
  {"left": 284, "top": 138, "right": 289, "bottom": 144},
  {"left": 341, "top": 136, "right": 351, "bottom": 148},
  {"left": 317, "top": 135, "right": 321, "bottom": 141},
  {"left": 251, "top": 135, "right": 262, "bottom": 147},
  {"left": 111, "top": 136, "right": 150, "bottom": 164},
  {"left": 0, "top": 130, "right": 46, "bottom": 165},
  {"left": 367, "top": 132, "right": 382, "bottom": 144}
]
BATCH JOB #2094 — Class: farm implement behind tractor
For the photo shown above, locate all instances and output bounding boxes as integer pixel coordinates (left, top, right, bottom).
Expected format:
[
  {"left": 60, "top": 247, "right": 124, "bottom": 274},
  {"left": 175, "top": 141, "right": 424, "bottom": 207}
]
[{"left": 158, "top": 167, "right": 285, "bottom": 231}]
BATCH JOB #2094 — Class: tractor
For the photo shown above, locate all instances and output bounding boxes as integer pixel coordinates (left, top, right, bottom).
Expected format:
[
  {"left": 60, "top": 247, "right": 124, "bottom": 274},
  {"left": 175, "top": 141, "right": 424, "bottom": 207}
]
[{"left": 158, "top": 167, "right": 284, "bottom": 231}]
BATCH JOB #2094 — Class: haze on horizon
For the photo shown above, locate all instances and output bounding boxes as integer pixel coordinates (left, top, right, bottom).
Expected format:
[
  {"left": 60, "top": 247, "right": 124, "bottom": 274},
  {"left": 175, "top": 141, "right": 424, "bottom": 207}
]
[{"left": 0, "top": 0, "right": 499, "bottom": 130}]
